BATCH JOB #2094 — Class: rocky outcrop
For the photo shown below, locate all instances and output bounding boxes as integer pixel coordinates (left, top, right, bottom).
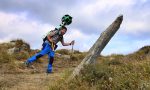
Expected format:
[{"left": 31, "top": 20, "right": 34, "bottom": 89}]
[{"left": 7, "top": 39, "right": 30, "bottom": 54}]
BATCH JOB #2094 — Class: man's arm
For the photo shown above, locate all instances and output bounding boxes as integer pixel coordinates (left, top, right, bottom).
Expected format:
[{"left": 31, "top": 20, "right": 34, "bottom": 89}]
[
  {"left": 61, "top": 39, "right": 71, "bottom": 46},
  {"left": 61, "top": 39, "right": 75, "bottom": 46},
  {"left": 47, "top": 31, "right": 55, "bottom": 42}
]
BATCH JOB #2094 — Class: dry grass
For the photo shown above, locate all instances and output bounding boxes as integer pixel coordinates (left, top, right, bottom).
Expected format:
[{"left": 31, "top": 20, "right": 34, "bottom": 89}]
[
  {"left": 0, "top": 39, "right": 32, "bottom": 75},
  {"left": 0, "top": 40, "right": 150, "bottom": 90},
  {"left": 49, "top": 46, "right": 150, "bottom": 90},
  {"left": 0, "top": 39, "right": 84, "bottom": 90}
]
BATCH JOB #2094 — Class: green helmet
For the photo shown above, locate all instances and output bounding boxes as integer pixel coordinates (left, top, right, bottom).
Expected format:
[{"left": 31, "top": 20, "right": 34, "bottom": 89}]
[{"left": 61, "top": 14, "right": 72, "bottom": 26}]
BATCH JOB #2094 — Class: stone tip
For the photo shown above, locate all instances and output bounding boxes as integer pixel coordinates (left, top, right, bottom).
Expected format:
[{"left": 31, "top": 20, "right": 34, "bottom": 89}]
[
  {"left": 116, "top": 14, "right": 123, "bottom": 21},
  {"left": 118, "top": 14, "right": 123, "bottom": 18}
]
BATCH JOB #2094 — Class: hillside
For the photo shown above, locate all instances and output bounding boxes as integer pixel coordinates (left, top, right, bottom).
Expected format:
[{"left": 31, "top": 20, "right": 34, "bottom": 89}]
[
  {"left": 0, "top": 39, "right": 85, "bottom": 90},
  {"left": 0, "top": 39, "right": 150, "bottom": 90},
  {"left": 50, "top": 46, "right": 150, "bottom": 90}
]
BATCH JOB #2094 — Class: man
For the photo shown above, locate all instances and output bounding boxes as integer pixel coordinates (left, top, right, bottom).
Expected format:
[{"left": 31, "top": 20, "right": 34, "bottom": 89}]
[{"left": 25, "top": 26, "right": 75, "bottom": 73}]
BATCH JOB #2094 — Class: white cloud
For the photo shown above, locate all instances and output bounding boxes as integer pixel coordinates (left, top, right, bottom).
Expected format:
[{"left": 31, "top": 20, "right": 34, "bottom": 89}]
[
  {"left": 80, "top": 0, "right": 135, "bottom": 16},
  {"left": 122, "top": 20, "right": 149, "bottom": 35},
  {"left": 0, "top": 11, "right": 54, "bottom": 49},
  {"left": 0, "top": 12, "right": 53, "bottom": 34}
]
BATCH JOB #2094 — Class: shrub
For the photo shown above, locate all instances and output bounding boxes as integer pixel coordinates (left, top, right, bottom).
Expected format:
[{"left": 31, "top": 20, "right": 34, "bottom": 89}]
[
  {"left": 14, "top": 39, "right": 24, "bottom": 48},
  {"left": 56, "top": 49, "right": 70, "bottom": 55},
  {"left": 73, "top": 50, "right": 82, "bottom": 54},
  {"left": 107, "top": 60, "right": 123, "bottom": 66},
  {"left": 11, "top": 39, "right": 30, "bottom": 51},
  {"left": 0, "top": 51, "right": 13, "bottom": 64},
  {"left": 80, "top": 64, "right": 114, "bottom": 86},
  {"left": 12, "top": 52, "right": 29, "bottom": 60}
]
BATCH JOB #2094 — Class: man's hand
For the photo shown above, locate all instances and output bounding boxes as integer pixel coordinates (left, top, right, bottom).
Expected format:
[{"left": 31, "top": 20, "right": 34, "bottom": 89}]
[
  {"left": 61, "top": 40, "right": 75, "bottom": 46},
  {"left": 70, "top": 40, "right": 75, "bottom": 45}
]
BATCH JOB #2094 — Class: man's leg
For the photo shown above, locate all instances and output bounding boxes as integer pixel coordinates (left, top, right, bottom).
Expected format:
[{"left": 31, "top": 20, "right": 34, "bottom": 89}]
[
  {"left": 25, "top": 42, "right": 51, "bottom": 64},
  {"left": 47, "top": 50, "right": 55, "bottom": 73}
]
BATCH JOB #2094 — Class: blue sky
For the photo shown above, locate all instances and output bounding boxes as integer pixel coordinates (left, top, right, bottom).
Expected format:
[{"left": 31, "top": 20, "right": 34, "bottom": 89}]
[{"left": 0, "top": 0, "right": 149, "bottom": 55}]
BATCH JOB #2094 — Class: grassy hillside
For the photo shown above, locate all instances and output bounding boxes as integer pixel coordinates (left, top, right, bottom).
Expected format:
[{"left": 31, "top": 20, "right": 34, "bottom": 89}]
[
  {"left": 0, "top": 39, "right": 85, "bottom": 90},
  {"left": 0, "top": 39, "right": 30, "bottom": 73},
  {"left": 0, "top": 39, "right": 150, "bottom": 90},
  {"left": 49, "top": 46, "right": 150, "bottom": 90}
]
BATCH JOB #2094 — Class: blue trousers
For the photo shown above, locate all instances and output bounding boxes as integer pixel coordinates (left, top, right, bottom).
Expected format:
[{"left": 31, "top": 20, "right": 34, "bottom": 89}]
[{"left": 26, "top": 41, "right": 55, "bottom": 73}]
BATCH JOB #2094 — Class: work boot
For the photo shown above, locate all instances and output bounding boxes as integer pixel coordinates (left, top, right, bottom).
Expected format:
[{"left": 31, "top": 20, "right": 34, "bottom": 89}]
[{"left": 46, "top": 69, "right": 53, "bottom": 75}]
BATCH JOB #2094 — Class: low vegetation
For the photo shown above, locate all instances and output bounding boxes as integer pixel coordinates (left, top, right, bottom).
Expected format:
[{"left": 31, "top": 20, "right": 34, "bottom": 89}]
[
  {"left": 0, "top": 39, "right": 150, "bottom": 90},
  {"left": 49, "top": 46, "right": 150, "bottom": 90}
]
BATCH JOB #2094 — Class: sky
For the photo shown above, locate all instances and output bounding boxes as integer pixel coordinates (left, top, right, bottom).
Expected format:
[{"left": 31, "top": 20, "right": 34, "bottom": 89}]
[{"left": 0, "top": 0, "right": 150, "bottom": 55}]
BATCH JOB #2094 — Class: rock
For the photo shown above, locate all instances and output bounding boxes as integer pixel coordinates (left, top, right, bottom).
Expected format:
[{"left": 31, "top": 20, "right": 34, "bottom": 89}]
[
  {"left": 7, "top": 47, "right": 16, "bottom": 54},
  {"left": 69, "top": 15, "right": 123, "bottom": 80},
  {"left": 7, "top": 40, "right": 30, "bottom": 54}
]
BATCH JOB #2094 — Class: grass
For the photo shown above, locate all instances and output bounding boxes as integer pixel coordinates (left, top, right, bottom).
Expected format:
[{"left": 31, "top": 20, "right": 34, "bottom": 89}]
[
  {"left": 1, "top": 39, "right": 150, "bottom": 90},
  {"left": 0, "top": 39, "right": 31, "bottom": 74},
  {"left": 48, "top": 48, "right": 150, "bottom": 90},
  {"left": 56, "top": 49, "right": 70, "bottom": 55}
]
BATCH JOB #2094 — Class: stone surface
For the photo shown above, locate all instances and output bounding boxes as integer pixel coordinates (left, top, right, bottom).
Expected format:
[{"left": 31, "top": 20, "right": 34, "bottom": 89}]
[{"left": 69, "top": 15, "right": 123, "bottom": 80}]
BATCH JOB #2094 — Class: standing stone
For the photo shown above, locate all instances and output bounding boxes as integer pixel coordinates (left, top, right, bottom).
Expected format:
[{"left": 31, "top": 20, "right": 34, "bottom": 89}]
[{"left": 69, "top": 15, "right": 123, "bottom": 80}]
